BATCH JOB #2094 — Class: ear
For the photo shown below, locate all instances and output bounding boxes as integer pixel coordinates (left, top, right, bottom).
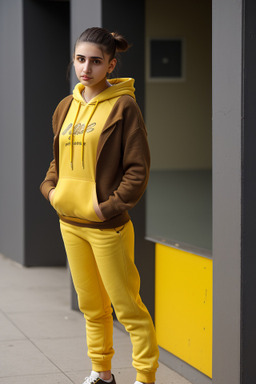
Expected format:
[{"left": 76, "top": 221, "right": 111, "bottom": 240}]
[{"left": 108, "top": 58, "right": 117, "bottom": 74}]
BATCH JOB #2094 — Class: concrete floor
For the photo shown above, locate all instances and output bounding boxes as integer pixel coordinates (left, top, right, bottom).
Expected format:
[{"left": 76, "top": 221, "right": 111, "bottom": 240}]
[{"left": 0, "top": 253, "right": 192, "bottom": 384}]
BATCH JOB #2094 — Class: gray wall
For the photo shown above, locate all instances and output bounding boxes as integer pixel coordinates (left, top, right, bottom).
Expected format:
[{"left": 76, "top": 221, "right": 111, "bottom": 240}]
[{"left": 0, "top": 0, "right": 24, "bottom": 264}]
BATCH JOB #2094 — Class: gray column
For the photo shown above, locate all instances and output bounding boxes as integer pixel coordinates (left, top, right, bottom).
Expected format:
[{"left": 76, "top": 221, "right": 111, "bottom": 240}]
[
  {"left": 212, "top": 0, "right": 242, "bottom": 383},
  {"left": 0, "top": 0, "right": 24, "bottom": 264},
  {"left": 0, "top": 0, "right": 70, "bottom": 266},
  {"left": 23, "top": 0, "right": 70, "bottom": 266},
  {"left": 241, "top": 0, "right": 256, "bottom": 382}
]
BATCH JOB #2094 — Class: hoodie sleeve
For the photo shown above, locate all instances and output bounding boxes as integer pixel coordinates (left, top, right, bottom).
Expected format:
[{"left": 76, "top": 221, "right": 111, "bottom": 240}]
[
  {"left": 40, "top": 159, "right": 58, "bottom": 200},
  {"left": 40, "top": 95, "right": 73, "bottom": 201},
  {"left": 99, "top": 100, "right": 150, "bottom": 219},
  {"left": 39, "top": 105, "right": 60, "bottom": 201}
]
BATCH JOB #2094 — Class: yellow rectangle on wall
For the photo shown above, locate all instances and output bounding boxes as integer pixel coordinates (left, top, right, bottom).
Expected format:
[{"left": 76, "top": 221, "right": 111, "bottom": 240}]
[{"left": 155, "top": 243, "right": 212, "bottom": 377}]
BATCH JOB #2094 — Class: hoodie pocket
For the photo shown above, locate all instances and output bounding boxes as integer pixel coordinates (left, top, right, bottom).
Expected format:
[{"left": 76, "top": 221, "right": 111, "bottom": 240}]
[{"left": 52, "top": 177, "right": 102, "bottom": 222}]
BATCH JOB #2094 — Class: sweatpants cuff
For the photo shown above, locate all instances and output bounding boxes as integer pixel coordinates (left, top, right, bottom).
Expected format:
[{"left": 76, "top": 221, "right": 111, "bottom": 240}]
[
  {"left": 92, "top": 361, "right": 112, "bottom": 372},
  {"left": 136, "top": 370, "right": 156, "bottom": 383}
]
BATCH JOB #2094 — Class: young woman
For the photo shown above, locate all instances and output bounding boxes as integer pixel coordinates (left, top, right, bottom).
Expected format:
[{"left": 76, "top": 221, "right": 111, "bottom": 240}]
[{"left": 40, "top": 27, "right": 159, "bottom": 384}]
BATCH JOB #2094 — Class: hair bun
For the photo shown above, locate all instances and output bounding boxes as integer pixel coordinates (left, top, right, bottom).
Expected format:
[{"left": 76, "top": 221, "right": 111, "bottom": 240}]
[
  {"left": 111, "top": 32, "right": 130, "bottom": 53},
  {"left": 75, "top": 27, "right": 130, "bottom": 59}
]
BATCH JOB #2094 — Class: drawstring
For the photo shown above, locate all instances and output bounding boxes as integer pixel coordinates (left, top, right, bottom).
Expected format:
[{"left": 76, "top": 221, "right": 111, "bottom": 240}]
[
  {"left": 81, "top": 101, "right": 98, "bottom": 168},
  {"left": 70, "top": 102, "right": 81, "bottom": 169},
  {"left": 70, "top": 100, "right": 98, "bottom": 169}
]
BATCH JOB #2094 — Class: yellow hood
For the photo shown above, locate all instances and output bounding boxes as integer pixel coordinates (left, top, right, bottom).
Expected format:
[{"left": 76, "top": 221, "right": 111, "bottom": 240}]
[{"left": 73, "top": 77, "right": 135, "bottom": 104}]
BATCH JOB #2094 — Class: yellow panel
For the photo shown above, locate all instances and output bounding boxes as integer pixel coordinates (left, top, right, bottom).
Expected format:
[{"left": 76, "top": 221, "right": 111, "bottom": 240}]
[{"left": 155, "top": 243, "right": 212, "bottom": 378}]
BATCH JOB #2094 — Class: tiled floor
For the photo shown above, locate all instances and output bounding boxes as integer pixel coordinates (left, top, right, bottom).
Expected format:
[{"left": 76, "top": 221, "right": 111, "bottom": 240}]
[{"left": 0, "top": 253, "right": 191, "bottom": 384}]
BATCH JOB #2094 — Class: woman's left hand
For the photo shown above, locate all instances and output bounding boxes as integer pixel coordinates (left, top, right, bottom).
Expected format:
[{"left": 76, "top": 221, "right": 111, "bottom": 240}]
[{"left": 94, "top": 203, "right": 106, "bottom": 221}]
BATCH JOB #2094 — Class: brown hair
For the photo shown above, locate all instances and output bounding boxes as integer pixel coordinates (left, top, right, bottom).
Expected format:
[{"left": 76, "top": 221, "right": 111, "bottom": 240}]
[{"left": 75, "top": 27, "right": 130, "bottom": 60}]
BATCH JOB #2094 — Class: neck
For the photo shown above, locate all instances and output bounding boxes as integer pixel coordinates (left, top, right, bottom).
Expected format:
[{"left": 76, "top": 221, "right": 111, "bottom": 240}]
[{"left": 83, "top": 79, "right": 111, "bottom": 103}]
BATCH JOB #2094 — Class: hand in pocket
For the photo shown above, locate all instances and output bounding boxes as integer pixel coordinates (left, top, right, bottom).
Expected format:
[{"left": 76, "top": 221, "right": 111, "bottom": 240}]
[{"left": 48, "top": 189, "right": 56, "bottom": 205}]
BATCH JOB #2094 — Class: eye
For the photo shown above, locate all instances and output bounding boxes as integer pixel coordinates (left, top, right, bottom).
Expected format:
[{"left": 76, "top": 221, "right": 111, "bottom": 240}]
[
  {"left": 93, "top": 59, "right": 101, "bottom": 65},
  {"left": 77, "top": 57, "right": 85, "bottom": 63}
]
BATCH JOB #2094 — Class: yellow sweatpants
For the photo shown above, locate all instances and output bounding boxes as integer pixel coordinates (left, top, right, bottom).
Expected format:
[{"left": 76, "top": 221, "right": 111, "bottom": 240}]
[{"left": 60, "top": 219, "right": 159, "bottom": 383}]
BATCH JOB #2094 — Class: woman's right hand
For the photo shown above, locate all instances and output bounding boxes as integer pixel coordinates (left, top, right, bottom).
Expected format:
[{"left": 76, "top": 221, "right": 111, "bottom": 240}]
[{"left": 48, "top": 188, "right": 56, "bottom": 205}]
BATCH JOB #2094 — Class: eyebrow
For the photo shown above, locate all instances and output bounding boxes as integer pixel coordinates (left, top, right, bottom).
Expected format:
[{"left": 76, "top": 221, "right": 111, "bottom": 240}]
[{"left": 76, "top": 54, "right": 104, "bottom": 60}]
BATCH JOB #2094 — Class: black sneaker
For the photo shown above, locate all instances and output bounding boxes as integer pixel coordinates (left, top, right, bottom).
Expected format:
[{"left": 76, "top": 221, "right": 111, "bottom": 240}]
[{"left": 82, "top": 371, "right": 116, "bottom": 384}]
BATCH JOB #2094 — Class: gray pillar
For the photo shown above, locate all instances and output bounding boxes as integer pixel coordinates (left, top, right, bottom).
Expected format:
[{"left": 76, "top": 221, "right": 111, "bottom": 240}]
[
  {"left": 212, "top": 0, "right": 242, "bottom": 382},
  {"left": 0, "top": 0, "right": 24, "bottom": 264},
  {"left": 241, "top": 0, "right": 256, "bottom": 382},
  {"left": 24, "top": 0, "right": 70, "bottom": 266},
  {"left": 0, "top": 0, "right": 70, "bottom": 266}
]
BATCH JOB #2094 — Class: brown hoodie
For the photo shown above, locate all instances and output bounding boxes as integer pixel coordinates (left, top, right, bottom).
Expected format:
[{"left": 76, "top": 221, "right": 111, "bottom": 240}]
[{"left": 40, "top": 93, "right": 150, "bottom": 229}]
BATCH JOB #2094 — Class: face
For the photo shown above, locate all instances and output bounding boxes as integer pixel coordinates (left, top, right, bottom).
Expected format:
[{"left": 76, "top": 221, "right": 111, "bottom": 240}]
[{"left": 73, "top": 42, "right": 116, "bottom": 88}]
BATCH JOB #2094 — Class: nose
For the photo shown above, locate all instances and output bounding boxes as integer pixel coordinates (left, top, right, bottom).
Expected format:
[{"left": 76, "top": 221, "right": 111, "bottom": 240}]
[{"left": 82, "top": 60, "right": 91, "bottom": 74}]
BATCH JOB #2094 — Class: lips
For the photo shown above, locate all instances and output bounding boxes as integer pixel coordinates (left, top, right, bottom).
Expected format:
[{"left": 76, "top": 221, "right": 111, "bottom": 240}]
[{"left": 81, "top": 75, "right": 92, "bottom": 81}]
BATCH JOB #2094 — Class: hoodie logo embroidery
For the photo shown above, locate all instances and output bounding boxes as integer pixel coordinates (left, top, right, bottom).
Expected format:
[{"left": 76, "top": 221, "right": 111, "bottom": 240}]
[
  {"left": 86, "top": 123, "right": 96, "bottom": 133},
  {"left": 62, "top": 122, "right": 96, "bottom": 138},
  {"left": 62, "top": 123, "right": 96, "bottom": 146}
]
